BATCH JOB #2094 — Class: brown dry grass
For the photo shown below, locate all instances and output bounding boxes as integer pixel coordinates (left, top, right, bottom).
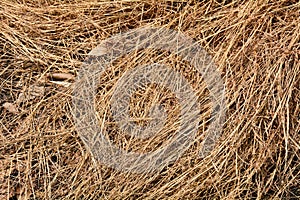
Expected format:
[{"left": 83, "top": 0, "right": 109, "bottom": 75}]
[{"left": 1, "top": 0, "right": 300, "bottom": 199}]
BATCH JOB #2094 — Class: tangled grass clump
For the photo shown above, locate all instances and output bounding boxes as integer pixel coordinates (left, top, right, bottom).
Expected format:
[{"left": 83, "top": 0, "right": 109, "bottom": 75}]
[{"left": 0, "top": 0, "right": 299, "bottom": 199}]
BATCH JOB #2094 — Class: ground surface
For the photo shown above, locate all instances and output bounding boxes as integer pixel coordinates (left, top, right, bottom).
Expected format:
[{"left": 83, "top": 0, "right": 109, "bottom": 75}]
[{"left": 0, "top": 0, "right": 300, "bottom": 199}]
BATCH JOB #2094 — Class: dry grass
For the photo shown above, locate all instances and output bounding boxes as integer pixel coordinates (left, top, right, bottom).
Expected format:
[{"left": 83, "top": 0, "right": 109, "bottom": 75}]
[{"left": 1, "top": 0, "right": 300, "bottom": 199}]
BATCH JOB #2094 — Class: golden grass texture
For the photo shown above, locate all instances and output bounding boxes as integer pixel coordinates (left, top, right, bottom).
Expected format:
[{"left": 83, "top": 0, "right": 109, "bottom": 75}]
[{"left": 0, "top": 0, "right": 300, "bottom": 199}]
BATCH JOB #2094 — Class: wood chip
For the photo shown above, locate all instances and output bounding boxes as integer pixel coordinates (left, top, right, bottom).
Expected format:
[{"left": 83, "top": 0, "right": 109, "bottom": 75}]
[
  {"left": 47, "top": 73, "right": 74, "bottom": 81},
  {"left": 49, "top": 80, "right": 72, "bottom": 87}
]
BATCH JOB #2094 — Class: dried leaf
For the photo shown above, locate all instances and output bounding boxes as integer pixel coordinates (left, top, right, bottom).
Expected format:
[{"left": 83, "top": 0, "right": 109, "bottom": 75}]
[
  {"left": 16, "top": 85, "right": 45, "bottom": 104},
  {"left": 90, "top": 45, "right": 107, "bottom": 56},
  {"left": 2, "top": 102, "right": 18, "bottom": 114}
]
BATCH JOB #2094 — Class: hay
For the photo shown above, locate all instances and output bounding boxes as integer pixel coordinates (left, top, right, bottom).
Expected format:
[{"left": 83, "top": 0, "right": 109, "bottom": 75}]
[{"left": 1, "top": 0, "right": 300, "bottom": 199}]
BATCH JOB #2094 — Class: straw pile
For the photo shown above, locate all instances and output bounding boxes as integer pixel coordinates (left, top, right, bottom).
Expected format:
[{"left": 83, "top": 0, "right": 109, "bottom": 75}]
[{"left": 0, "top": 0, "right": 299, "bottom": 199}]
